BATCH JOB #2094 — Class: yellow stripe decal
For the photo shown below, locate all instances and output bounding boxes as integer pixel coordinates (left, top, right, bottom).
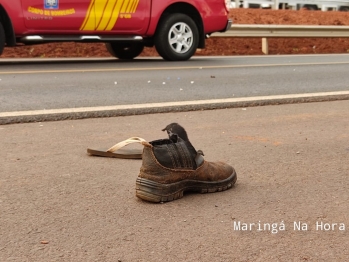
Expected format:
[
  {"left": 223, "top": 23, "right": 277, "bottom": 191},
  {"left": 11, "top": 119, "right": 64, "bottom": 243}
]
[
  {"left": 125, "top": 0, "right": 133, "bottom": 13},
  {"left": 105, "top": 0, "right": 126, "bottom": 30},
  {"left": 120, "top": 0, "right": 129, "bottom": 13},
  {"left": 131, "top": 0, "right": 139, "bottom": 13},
  {"left": 94, "top": 0, "right": 108, "bottom": 30},
  {"left": 99, "top": 0, "right": 124, "bottom": 31},
  {"left": 125, "top": 0, "right": 135, "bottom": 14},
  {"left": 102, "top": 0, "right": 119, "bottom": 30},
  {"left": 80, "top": 0, "right": 95, "bottom": 30},
  {"left": 80, "top": 0, "right": 140, "bottom": 31}
]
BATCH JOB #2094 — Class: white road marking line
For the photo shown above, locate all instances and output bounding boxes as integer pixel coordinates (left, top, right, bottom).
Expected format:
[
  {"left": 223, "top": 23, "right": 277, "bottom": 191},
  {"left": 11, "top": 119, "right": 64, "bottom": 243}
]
[{"left": 1, "top": 91, "right": 349, "bottom": 118}]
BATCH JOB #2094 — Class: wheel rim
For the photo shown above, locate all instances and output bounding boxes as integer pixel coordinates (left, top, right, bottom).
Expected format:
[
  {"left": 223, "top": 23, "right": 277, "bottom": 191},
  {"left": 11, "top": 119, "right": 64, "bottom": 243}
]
[{"left": 168, "top": 22, "right": 193, "bottom": 54}]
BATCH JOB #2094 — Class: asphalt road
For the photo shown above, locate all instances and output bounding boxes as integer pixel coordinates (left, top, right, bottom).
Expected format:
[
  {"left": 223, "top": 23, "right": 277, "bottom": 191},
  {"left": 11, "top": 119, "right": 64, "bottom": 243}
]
[
  {"left": 1, "top": 55, "right": 348, "bottom": 260},
  {"left": 0, "top": 54, "right": 349, "bottom": 123},
  {"left": 1, "top": 100, "right": 348, "bottom": 261}
]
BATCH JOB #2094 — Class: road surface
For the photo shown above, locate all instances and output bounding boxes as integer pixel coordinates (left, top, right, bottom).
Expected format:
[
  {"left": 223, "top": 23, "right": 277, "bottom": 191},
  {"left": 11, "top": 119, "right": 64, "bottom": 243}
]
[
  {"left": 1, "top": 100, "right": 348, "bottom": 261},
  {"left": 1, "top": 54, "right": 349, "bottom": 124}
]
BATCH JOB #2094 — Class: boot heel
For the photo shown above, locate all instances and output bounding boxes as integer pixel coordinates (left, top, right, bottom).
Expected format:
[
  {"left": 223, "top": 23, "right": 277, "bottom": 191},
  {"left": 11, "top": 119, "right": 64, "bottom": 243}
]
[{"left": 136, "top": 177, "right": 184, "bottom": 203}]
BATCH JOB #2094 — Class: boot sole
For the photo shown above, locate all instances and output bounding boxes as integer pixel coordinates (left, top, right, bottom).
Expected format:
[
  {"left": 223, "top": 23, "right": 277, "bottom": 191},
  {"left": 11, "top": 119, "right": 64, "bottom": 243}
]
[{"left": 136, "top": 170, "right": 237, "bottom": 203}]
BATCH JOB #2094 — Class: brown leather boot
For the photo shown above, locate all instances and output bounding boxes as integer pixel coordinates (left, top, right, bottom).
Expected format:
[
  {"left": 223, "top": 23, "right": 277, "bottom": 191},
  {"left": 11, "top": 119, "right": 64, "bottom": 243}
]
[{"left": 136, "top": 135, "right": 237, "bottom": 202}]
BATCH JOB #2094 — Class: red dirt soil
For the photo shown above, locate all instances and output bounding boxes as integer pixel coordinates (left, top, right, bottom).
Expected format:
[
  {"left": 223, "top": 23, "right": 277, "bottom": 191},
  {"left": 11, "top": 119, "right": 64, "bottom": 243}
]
[{"left": 3, "top": 8, "right": 349, "bottom": 58}]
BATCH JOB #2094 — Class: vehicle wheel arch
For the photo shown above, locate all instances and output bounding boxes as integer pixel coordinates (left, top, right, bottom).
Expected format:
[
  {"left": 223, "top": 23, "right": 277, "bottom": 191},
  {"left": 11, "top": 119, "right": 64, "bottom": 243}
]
[{"left": 157, "top": 3, "right": 205, "bottom": 48}]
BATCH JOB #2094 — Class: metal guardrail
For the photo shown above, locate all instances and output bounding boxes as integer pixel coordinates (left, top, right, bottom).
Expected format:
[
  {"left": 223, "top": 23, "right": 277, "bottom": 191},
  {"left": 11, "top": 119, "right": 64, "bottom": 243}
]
[
  {"left": 230, "top": 0, "right": 349, "bottom": 10},
  {"left": 211, "top": 24, "right": 349, "bottom": 54},
  {"left": 212, "top": 24, "right": 349, "bottom": 37}
]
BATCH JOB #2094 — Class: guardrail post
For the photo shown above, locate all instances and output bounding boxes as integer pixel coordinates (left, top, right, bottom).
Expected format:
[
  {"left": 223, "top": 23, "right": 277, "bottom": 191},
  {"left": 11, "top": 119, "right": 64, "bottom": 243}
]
[{"left": 262, "top": 38, "right": 269, "bottom": 54}]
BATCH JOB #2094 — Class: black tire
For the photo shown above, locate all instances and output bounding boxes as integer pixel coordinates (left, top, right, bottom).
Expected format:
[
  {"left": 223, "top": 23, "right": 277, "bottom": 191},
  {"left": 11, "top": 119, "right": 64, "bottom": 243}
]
[
  {"left": 105, "top": 42, "right": 144, "bottom": 60},
  {"left": 155, "top": 13, "right": 199, "bottom": 61},
  {"left": 0, "top": 22, "right": 5, "bottom": 56}
]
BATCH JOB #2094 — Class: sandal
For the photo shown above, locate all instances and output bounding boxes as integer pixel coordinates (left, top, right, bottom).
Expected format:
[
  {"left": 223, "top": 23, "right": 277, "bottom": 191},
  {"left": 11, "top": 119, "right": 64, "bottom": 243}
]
[{"left": 87, "top": 137, "right": 146, "bottom": 159}]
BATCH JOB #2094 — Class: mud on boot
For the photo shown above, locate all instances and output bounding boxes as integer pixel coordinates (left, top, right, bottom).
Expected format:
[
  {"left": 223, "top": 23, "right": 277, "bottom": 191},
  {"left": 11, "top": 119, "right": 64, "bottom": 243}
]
[{"left": 136, "top": 124, "right": 237, "bottom": 202}]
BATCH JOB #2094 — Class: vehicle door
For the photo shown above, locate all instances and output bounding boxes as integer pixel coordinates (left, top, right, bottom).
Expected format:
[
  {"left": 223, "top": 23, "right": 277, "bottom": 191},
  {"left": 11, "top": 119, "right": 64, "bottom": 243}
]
[
  {"left": 79, "top": 0, "right": 151, "bottom": 34},
  {"left": 22, "top": 0, "right": 94, "bottom": 31}
]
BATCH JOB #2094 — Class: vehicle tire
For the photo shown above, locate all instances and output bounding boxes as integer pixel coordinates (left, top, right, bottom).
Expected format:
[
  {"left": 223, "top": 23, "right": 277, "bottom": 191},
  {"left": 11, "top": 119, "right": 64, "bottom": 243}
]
[
  {"left": 155, "top": 13, "right": 199, "bottom": 61},
  {"left": 105, "top": 42, "right": 144, "bottom": 60},
  {"left": 0, "top": 22, "right": 5, "bottom": 56}
]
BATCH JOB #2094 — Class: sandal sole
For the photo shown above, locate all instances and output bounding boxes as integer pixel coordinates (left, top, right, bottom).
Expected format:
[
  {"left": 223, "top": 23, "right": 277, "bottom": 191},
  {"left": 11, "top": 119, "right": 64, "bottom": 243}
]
[{"left": 87, "top": 148, "right": 142, "bottom": 159}]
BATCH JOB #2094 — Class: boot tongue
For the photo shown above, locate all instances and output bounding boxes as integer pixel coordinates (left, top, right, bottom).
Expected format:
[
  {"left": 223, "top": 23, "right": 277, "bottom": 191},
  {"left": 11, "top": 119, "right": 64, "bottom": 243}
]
[{"left": 150, "top": 135, "right": 204, "bottom": 170}]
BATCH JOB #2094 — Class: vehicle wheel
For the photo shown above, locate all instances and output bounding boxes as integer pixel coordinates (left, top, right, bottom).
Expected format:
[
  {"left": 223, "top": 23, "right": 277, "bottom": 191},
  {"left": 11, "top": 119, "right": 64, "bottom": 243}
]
[
  {"left": 0, "top": 22, "right": 5, "bottom": 56},
  {"left": 105, "top": 42, "right": 144, "bottom": 60},
  {"left": 155, "top": 13, "right": 199, "bottom": 61}
]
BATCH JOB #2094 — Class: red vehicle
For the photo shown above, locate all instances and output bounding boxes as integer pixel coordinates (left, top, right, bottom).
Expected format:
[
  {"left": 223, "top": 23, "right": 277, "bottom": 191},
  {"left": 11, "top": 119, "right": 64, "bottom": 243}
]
[{"left": 0, "top": 0, "right": 231, "bottom": 60}]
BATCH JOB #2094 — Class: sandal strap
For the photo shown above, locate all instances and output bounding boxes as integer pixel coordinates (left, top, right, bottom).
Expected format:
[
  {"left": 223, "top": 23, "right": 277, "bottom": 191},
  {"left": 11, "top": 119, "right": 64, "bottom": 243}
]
[{"left": 107, "top": 137, "right": 147, "bottom": 152}]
